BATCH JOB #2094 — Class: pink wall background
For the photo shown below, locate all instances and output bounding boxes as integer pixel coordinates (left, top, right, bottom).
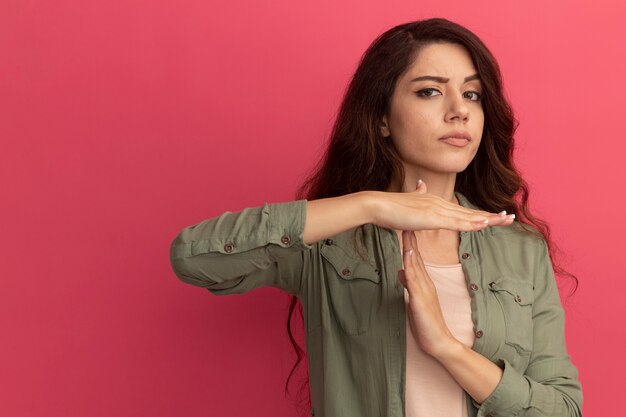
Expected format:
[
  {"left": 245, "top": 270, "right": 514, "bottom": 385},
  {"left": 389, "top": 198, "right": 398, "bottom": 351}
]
[{"left": 1, "top": 0, "right": 624, "bottom": 415}]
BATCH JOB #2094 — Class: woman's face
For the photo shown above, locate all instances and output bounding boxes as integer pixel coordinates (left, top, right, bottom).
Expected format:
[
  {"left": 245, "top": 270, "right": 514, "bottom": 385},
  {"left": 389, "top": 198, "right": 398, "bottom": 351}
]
[{"left": 380, "top": 42, "right": 484, "bottom": 176}]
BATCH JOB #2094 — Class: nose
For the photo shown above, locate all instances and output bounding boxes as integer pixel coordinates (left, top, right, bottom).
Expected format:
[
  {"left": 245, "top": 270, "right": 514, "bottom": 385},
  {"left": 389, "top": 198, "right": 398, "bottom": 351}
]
[{"left": 445, "top": 92, "right": 470, "bottom": 122}]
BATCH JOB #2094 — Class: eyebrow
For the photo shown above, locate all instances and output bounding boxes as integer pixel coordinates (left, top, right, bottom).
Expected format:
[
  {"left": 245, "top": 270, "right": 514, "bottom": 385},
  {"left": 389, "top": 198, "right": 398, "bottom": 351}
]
[{"left": 410, "top": 74, "right": 481, "bottom": 83}]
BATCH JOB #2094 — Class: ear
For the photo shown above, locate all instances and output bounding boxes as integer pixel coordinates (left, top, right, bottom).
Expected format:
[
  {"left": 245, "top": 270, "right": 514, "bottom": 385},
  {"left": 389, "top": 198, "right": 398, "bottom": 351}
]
[{"left": 380, "top": 114, "right": 390, "bottom": 137}]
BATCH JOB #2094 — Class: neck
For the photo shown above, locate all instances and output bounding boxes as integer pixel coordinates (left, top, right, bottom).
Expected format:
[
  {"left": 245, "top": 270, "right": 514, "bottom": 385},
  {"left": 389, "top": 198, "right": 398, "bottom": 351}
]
[{"left": 386, "top": 172, "right": 459, "bottom": 205}]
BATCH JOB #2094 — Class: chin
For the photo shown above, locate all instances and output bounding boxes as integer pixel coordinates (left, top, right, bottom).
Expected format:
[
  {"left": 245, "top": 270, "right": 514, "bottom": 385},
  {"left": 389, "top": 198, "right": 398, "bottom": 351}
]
[
  {"left": 406, "top": 154, "right": 474, "bottom": 173},
  {"left": 431, "top": 159, "right": 473, "bottom": 173}
]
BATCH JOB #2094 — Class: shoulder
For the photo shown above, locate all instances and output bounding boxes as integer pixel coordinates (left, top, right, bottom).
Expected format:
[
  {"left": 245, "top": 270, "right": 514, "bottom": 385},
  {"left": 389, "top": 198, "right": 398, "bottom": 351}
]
[
  {"left": 489, "top": 219, "right": 540, "bottom": 237},
  {"left": 487, "top": 220, "right": 546, "bottom": 251}
]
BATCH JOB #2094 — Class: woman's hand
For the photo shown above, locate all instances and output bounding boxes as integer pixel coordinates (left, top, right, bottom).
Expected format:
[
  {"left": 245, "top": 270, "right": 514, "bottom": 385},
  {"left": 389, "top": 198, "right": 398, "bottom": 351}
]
[
  {"left": 399, "top": 228, "right": 460, "bottom": 358},
  {"left": 400, "top": 228, "right": 506, "bottom": 401},
  {"left": 367, "top": 180, "right": 515, "bottom": 232}
]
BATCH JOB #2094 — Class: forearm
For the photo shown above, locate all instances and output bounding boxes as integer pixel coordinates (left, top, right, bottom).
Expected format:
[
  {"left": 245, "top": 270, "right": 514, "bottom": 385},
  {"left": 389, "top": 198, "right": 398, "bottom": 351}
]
[
  {"left": 170, "top": 199, "right": 313, "bottom": 290},
  {"left": 303, "top": 191, "right": 375, "bottom": 245},
  {"left": 170, "top": 192, "right": 374, "bottom": 285},
  {"left": 434, "top": 340, "right": 503, "bottom": 406}
]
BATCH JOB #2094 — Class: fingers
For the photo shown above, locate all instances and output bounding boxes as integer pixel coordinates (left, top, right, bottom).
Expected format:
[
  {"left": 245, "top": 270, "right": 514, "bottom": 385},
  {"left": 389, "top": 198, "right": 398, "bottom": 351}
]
[
  {"left": 449, "top": 205, "right": 516, "bottom": 224},
  {"left": 402, "top": 230, "right": 423, "bottom": 270},
  {"left": 397, "top": 269, "right": 408, "bottom": 289},
  {"left": 480, "top": 211, "right": 516, "bottom": 227},
  {"left": 402, "top": 178, "right": 426, "bottom": 193},
  {"left": 416, "top": 179, "right": 427, "bottom": 194},
  {"left": 408, "top": 230, "right": 422, "bottom": 268},
  {"left": 491, "top": 211, "right": 516, "bottom": 225},
  {"left": 441, "top": 206, "right": 516, "bottom": 231},
  {"left": 399, "top": 179, "right": 516, "bottom": 229},
  {"left": 402, "top": 230, "right": 414, "bottom": 269},
  {"left": 402, "top": 230, "right": 412, "bottom": 258},
  {"left": 401, "top": 231, "right": 429, "bottom": 292},
  {"left": 432, "top": 209, "right": 514, "bottom": 232}
]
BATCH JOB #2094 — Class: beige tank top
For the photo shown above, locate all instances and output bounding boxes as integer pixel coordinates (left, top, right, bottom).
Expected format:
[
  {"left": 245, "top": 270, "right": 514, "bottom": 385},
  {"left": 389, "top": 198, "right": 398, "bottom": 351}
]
[{"left": 404, "top": 262, "right": 475, "bottom": 417}]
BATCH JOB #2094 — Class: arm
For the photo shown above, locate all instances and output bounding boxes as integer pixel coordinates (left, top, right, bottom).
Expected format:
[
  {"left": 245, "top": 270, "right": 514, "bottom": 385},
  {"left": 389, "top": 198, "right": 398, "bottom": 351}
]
[
  {"left": 303, "top": 191, "right": 374, "bottom": 245},
  {"left": 169, "top": 188, "right": 501, "bottom": 295},
  {"left": 168, "top": 192, "right": 374, "bottom": 296},
  {"left": 435, "top": 238, "right": 583, "bottom": 417}
]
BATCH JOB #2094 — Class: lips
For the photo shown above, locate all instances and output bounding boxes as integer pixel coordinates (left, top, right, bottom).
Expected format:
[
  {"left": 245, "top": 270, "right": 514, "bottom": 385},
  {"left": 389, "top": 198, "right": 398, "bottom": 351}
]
[
  {"left": 439, "top": 131, "right": 471, "bottom": 147},
  {"left": 439, "top": 137, "right": 470, "bottom": 147},
  {"left": 439, "top": 131, "right": 471, "bottom": 141}
]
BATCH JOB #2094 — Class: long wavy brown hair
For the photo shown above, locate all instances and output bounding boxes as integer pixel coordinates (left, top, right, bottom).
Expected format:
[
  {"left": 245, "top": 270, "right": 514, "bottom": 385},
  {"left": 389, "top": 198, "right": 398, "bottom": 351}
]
[{"left": 282, "top": 17, "right": 579, "bottom": 415}]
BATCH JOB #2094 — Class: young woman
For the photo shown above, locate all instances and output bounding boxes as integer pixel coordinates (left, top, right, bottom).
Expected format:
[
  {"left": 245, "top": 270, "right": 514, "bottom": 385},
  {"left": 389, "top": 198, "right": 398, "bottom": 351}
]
[{"left": 170, "top": 18, "right": 583, "bottom": 417}]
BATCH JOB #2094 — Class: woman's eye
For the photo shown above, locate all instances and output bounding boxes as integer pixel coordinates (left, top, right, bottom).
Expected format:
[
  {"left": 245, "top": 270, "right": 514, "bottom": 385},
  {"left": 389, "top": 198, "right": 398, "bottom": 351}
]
[
  {"left": 465, "top": 91, "right": 482, "bottom": 101},
  {"left": 416, "top": 88, "right": 441, "bottom": 98},
  {"left": 415, "top": 88, "right": 482, "bottom": 101}
]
